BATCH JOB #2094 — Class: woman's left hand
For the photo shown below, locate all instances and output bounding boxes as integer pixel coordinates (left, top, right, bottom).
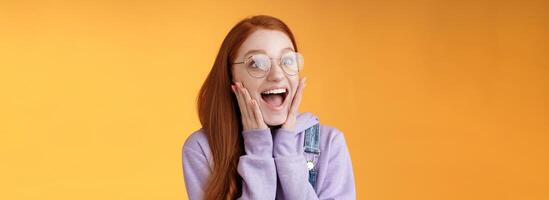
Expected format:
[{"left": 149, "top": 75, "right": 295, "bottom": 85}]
[{"left": 281, "top": 77, "right": 306, "bottom": 132}]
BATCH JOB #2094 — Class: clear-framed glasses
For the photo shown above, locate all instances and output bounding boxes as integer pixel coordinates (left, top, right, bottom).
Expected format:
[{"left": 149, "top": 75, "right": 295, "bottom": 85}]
[{"left": 233, "top": 51, "right": 304, "bottom": 78}]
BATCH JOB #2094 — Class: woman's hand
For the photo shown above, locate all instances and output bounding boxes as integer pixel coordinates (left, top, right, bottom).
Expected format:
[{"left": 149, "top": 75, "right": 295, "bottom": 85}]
[
  {"left": 231, "top": 82, "right": 268, "bottom": 131},
  {"left": 281, "top": 77, "right": 306, "bottom": 132}
]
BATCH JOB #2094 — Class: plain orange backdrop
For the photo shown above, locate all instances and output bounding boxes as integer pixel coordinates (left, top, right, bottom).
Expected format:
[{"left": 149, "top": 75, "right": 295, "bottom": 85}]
[{"left": 1, "top": 0, "right": 548, "bottom": 199}]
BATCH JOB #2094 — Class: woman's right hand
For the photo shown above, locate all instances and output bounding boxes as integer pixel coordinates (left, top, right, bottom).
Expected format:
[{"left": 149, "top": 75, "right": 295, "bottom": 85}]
[{"left": 231, "top": 82, "right": 268, "bottom": 131}]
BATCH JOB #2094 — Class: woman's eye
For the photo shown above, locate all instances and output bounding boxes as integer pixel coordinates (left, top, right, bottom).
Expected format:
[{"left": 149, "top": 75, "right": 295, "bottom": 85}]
[
  {"left": 247, "top": 61, "right": 256, "bottom": 67},
  {"left": 249, "top": 60, "right": 267, "bottom": 69},
  {"left": 282, "top": 58, "right": 294, "bottom": 65}
]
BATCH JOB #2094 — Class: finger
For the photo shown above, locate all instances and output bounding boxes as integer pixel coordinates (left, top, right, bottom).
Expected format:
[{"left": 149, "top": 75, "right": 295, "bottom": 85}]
[
  {"left": 233, "top": 83, "right": 250, "bottom": 129},
  {"left": 240, "top": 83, "right": 256, "bottom": 125},
  {"left": 251, "top": 99, "right": 266, "bottom": 128},
  {"left": 289, "top": 77, "right": 306, "bottom": 118},
  {"left": 233, "top": 84, "right": 247, "bottom": 116},
  {"left": 240, "top": 82, "right": 252, "bottom": 102},
  {"left": 238, "top": 82, "right": 254, "bottom": 127}
]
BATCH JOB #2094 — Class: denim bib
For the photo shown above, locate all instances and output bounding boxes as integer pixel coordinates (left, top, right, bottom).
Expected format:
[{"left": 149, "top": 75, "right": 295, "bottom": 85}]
[{"left": 303, "top": 123, "right": 320, "bottom": 188}]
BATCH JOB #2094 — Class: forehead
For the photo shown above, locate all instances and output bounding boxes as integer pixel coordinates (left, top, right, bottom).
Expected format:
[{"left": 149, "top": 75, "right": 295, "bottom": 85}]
[{"left": 237, "top": 29, "right": 294, "bottom": 59}]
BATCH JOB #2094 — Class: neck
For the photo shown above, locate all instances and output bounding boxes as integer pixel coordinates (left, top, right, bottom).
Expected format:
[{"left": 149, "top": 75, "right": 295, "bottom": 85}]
[{"left": 268, "top": 125, "right": 282, "bottom": 133}]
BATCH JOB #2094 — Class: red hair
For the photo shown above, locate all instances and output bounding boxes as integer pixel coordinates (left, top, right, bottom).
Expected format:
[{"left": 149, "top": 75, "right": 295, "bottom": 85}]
[{"left": 197, "top": 15, "right": 299, "bottom": 199}]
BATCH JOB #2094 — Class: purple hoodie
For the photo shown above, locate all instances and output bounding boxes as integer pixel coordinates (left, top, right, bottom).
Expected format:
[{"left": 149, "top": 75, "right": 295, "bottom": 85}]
[{"left": 182, "top": 112, "right": 356, "bottom": 199}]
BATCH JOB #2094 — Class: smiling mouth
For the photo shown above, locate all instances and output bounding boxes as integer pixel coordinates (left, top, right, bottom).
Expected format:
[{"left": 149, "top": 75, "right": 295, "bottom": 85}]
[{"left": 260, "top": 88, "right": 288, "bottom": 109}]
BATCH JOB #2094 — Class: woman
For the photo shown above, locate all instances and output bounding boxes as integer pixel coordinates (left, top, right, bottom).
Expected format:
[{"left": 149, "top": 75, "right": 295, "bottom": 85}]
[{"left": 182, "top": 15, "right": 356, "bottom": 200}]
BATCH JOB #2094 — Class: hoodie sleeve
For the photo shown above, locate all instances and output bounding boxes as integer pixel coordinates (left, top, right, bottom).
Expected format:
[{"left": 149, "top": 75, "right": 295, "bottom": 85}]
[
  {"left": 182, "top": 143, "right": 211, "bottom": 200},
  {"left": 182, "top": 129, "right": 277, "bottom": 200},
  {"left": 237, "top": 128, "right": 277, "bottom": 199},
  {"left": 273, "top": 127, "right": 356, "bottom": 200}
]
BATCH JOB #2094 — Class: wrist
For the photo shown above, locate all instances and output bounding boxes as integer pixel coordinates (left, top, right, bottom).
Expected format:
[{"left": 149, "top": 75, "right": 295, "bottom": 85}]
[
  {"left": 242, "top": 128, "right": 273, "bottom": 157},
  {"left": 273, "top": 128, "right": 300, "bottom": 157}
]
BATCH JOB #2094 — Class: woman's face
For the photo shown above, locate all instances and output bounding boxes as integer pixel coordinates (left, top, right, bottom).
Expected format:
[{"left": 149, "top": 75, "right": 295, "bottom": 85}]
[{"left": 231, "top": 29, "right": 300, "bottom": 126}]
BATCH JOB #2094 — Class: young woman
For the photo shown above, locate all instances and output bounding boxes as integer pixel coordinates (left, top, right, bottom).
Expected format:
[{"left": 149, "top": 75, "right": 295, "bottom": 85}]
[{"left": 182, "top": 15, "right": 356, "bottom": 200}]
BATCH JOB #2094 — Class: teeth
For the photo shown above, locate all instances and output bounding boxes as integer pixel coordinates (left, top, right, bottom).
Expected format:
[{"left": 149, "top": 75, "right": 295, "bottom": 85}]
[{"left": 262, "top": 88, "right": 286, "bottom": 94}]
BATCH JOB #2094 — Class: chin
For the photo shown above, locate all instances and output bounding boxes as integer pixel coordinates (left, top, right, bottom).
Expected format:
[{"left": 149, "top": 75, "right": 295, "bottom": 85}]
[{"left": 264, "top": 114, "right": 287, "bottom": 127}]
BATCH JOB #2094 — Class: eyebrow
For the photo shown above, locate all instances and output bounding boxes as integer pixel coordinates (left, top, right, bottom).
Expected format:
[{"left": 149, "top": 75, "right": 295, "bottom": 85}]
[{"left": 243, "top": 47, "right": 295, "bottom": 59}]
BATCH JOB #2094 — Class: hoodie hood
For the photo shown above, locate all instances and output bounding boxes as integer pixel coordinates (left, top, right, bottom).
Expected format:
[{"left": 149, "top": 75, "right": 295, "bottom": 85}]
[{"left": 295, "top": 112, "right": 320, "bottom": 133}]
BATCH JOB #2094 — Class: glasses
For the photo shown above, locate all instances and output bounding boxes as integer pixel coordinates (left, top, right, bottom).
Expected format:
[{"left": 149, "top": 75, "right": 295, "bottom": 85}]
[{"left": 233, "top": 52, "right": 304, "bottom": 78}]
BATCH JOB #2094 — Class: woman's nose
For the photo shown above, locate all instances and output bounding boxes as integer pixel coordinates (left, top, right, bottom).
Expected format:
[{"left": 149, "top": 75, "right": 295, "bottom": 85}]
[{"left": 266, "top": 61, "right": 285, "bottom": 81}]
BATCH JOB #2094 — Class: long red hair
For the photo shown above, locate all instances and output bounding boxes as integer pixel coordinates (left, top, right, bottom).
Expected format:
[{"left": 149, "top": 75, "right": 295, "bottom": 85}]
[{"left": 196, "top": 15, "right": 299, "bottom": 199}]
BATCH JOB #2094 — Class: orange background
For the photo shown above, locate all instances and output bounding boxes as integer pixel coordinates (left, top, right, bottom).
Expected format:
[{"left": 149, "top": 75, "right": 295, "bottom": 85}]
[{"left": 1, "top": 0, "right": 548, "bottom": 199}]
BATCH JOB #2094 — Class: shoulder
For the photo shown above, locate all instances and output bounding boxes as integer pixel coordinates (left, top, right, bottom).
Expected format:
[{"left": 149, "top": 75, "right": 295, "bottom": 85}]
[
  {"left": 318, "top": 124, "right": 350, "bottom": 154},
  {"left": 319, "top": 124, "right": 346, "bottom": 142},
  {"left": 298, "top": 112, "right": 348, "bottom": 149},
  {"left": 182, "top": 129, "right": 211, "bottom": 158}
]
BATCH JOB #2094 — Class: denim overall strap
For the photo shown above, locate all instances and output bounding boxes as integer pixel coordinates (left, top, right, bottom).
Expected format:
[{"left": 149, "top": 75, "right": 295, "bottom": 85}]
[{"left": 303, "top": 123, "right": 320, "bottom": 188}]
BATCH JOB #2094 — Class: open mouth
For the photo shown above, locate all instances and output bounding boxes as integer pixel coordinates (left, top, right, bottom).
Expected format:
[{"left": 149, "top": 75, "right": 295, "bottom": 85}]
[{"left": 260, "top": 88, "right": 288, "bottom": 109}]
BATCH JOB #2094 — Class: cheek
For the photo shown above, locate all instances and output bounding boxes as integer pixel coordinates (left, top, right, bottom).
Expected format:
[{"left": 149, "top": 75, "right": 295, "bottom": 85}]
[
  {"left": 235, "top": 77, "right": 262, "bottom": 97},
  {"left": 232, "top": 67, "right": 248, "bottom": 82}
]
